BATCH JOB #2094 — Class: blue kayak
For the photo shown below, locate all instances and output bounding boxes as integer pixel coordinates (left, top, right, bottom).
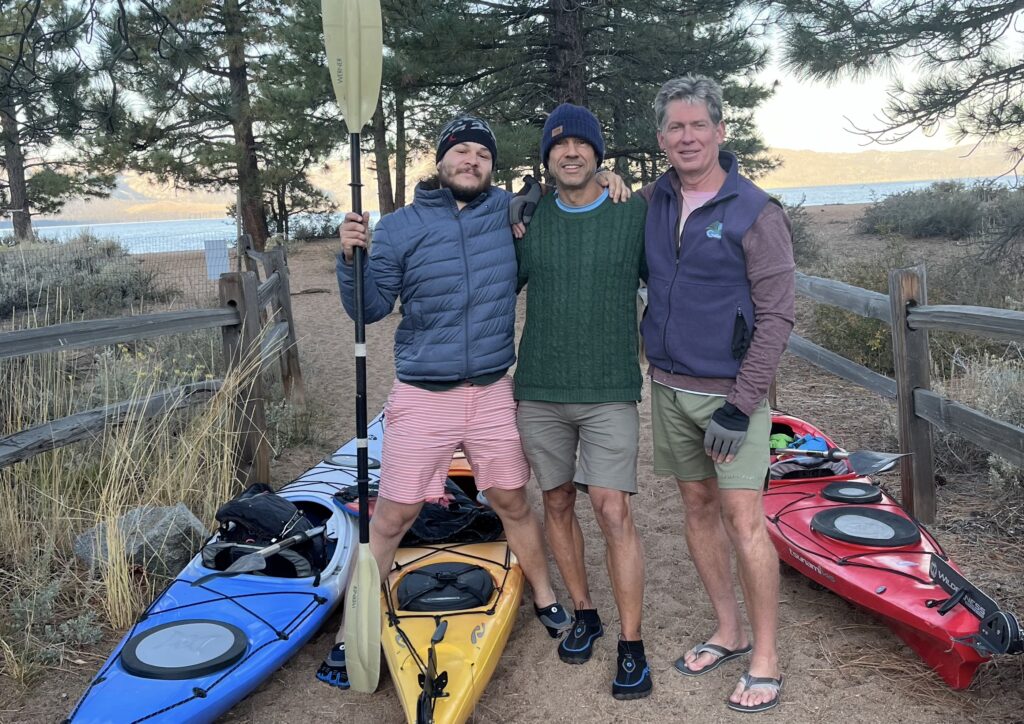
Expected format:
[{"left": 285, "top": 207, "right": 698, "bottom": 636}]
[{"left": 67, "top": 414, "right": 386, "bottom": 723}]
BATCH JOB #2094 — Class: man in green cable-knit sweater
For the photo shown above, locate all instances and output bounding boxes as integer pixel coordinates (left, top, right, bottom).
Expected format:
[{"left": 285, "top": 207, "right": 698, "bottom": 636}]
[{"left": 514, "top": 103, "right": 651, "bottom": 700}]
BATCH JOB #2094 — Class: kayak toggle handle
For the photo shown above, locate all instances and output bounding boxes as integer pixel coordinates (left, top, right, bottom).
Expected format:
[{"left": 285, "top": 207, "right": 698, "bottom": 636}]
[{"left": 925, "top": 587, "right": 968, "bottom": 615}]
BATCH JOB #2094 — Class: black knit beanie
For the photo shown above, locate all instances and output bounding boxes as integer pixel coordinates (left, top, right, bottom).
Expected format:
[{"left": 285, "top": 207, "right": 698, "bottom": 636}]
[{"left": 436, "top": 115, "right": 498, "bottom": 165}]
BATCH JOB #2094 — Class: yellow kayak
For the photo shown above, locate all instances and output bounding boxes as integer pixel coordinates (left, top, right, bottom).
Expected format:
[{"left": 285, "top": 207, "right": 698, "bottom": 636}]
[{"left": 381, "top": 461, "right": 524, "bottom": 724}]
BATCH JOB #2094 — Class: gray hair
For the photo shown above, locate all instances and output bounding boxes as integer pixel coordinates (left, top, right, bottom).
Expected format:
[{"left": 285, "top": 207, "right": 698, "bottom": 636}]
[{"left": 654, "top": 75, "right": 724, "bottom": 130}]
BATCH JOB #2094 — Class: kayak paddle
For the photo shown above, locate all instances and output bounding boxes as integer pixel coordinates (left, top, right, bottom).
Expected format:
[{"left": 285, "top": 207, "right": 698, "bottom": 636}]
[
  {"left": 191, "top": 525, "right": 326, "bottom": 587},
  {"left": 774, "top": 447, "right": 910, "bottom": 477},
  {"left": 321, "top": 0, "right": 383, "bottom": 694}
]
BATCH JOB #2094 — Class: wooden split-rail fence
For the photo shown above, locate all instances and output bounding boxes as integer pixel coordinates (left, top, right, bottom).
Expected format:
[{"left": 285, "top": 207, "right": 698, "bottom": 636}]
[
  {"left": 779, "top": 263, "right": 1024, "bottom": 523},
  {"left": 2, "top": 251, "right": 1022, "bottom": 523},
  {"left": 0, "top": 239, "right": 304, "bottom": 485}
]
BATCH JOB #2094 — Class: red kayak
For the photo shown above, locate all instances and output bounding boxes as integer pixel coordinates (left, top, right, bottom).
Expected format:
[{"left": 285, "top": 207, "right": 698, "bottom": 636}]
[{"left": 764, "top": 412, "right": 1022, "bottom": 689}]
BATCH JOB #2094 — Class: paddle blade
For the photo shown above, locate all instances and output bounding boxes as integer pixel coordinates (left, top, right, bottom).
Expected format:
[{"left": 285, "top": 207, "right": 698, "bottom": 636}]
[
  {"left": 344, "top": 542, "right": 381, "bottom": 692},
  {"left": 847, "top": 450, "right": 910, "bottom": 477},
  {"left": 322, "top": 0, "right": 383, "bottom": 133}
]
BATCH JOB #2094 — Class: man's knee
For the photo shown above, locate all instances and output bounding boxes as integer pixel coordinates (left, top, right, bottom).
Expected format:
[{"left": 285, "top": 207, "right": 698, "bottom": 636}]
[
  {"left": 678, "top": 478, "right": 720, "bottom": 518},
  {"left": 721, "top": 491, "right": 768, "bottom": 546},
  {"left": 590, "top": 489, "right": 634, "bottom": 538},
  {"left": 485, "top": 486, "right": 531, "bottom": 521},
  {"left": 370, "top": 499, "right": 420, "bottom": 539},
  {"left": 542, "top": 483, "right": 577, "bottom": 519}
]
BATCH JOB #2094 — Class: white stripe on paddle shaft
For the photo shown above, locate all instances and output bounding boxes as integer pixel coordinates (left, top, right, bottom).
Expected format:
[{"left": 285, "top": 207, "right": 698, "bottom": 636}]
[
  {"left": 354, "top": 343, "right": 367, "bottom": 357},
  {"left": 357, "top": 438, "right": 368, "bottom": 448}
]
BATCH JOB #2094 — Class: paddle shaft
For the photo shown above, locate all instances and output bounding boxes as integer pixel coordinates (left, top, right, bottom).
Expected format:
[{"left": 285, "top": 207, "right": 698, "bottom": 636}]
[
  {"left": 191, "top": 525, "right": 326, "bottom": 586},
  {"left": 350, "top": 132, "right": 370, "bottom": 546}
]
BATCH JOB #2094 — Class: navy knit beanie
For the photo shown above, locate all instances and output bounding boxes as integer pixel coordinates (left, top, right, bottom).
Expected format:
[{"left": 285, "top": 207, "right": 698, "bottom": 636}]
[
  {"left": 540, "top": 103, "right": 605, "bottom": 167},
  {"left": 436, "top": 115, "right": 498, "bottom": 165}
]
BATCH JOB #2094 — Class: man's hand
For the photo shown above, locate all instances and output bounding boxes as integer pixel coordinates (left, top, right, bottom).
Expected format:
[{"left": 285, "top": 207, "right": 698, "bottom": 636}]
[
  {"left": 596, "top": 169, "right": 631, "bottom": 203},
  {"left": 339, "top": 211, "right": 370, "bottom": 264},
  {"left": 509, "top": 175, "right": 542, "bottom": 227},
  {"left": 704, "top": 402, "right": 749, "bottom": 464}
]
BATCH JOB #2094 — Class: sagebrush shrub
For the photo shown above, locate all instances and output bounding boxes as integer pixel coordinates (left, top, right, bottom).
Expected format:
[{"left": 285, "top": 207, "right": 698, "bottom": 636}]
[{"left": 0, "top": 233, "right": 176, "bottom": 319}]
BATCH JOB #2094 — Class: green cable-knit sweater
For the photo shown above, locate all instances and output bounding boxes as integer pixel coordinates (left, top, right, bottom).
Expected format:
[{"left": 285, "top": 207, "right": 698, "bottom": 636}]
[{"left": 514, "top": 192, "right": 648, "bottom": 403}]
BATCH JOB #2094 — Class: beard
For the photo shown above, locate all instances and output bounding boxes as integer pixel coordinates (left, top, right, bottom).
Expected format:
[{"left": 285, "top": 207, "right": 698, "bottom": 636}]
[{"left": 437, "top": 164, "right": 491, "bottom": 202}]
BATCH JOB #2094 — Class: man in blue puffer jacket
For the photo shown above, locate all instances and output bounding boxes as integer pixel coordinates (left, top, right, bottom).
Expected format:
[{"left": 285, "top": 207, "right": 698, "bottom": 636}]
[{"left": 319, "top": 115, "right": 580, "bottom": 688}]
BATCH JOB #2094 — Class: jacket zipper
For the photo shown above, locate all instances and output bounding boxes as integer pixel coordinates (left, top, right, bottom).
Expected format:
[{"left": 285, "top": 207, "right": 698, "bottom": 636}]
[
  {"left": 662, "top": 202, "right": 684, "bottom": 373},
  {"left": 456, "top": 212, "right": 471, "bottom": 378}
]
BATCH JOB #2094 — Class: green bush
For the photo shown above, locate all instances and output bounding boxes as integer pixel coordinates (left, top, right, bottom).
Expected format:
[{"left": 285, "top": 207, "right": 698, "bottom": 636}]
[
  {"left": 859, "top": 180, "right": 1020, "bottom": 242},
  {"left": 782, "top": 197, "right": 822, "bottom": 267},
  {"left": 0, "top": 233, "right": 177, "bottom": 319},
  {"left": 812, "top": 243, "right": 1023, "bottom": 378},
  {"left": 290, "top": 213, "right": 340, "bottom": 241}
]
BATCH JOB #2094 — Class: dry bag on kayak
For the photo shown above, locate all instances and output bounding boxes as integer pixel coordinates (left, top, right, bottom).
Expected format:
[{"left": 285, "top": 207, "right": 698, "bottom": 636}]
[
  {"left": 401, "top": 479, "right": 503, "bottom": 546},
  {"left": 397, "top": 562, "right": 495, "bottom": 612},
  {"left": 202, "top": 483, "right": 326, "bottom": 576}
]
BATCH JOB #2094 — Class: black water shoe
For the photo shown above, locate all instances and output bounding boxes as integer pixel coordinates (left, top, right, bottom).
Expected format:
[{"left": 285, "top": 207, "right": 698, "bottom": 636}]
[
  {"left": 315, "top": 643, "right": 349, "bottom": 689},
  {"left": 535, "top": 602, "right": 571, "bottom": 638},
  {"left": 558, "top": 609, "right": 603, "bottom": 664},
  {"left": 613, "top": 639, "right": 653, "bottom": 700}
]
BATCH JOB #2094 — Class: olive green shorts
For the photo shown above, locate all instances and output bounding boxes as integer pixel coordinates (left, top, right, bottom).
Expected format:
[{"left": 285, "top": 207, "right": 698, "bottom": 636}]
[{"left": 651, "top": 383, "right": 769, "bottom": 490}]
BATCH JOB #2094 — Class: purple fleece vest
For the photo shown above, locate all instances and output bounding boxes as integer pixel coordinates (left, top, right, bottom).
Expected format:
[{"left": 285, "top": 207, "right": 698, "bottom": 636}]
[{"left": 642, "top": 151, "right": 771, "bottom": 379}]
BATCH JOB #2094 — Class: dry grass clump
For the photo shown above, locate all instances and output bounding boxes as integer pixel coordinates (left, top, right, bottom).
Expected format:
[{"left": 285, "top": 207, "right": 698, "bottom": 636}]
[{"left": 0, "top": 312, "right": 266, "bottom": 687}]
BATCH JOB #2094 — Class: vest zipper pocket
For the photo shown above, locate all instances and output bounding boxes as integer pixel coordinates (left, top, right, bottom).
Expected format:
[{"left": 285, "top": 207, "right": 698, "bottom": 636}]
[{"left": 731, "top": 306, "right": 751, "bottom": 360}]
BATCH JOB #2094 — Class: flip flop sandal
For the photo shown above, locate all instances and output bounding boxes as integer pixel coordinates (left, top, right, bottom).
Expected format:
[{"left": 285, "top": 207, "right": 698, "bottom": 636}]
[
  {"left": 674, "top": 642, "right": 753, "bottom": 677},
  {"left": 726, "top": 672, "right": 783, "bottom": 713}
]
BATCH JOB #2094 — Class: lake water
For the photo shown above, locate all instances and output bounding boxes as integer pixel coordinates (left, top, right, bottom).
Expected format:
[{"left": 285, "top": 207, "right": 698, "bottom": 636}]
[{"left": 1, "top": 175, "right": 1015, "bottom": 253}]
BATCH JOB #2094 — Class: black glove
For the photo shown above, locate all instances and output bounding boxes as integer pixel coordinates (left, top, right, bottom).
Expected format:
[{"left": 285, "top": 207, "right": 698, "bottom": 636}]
[
  {"left": 704, "top": 402, "right": 750, "bottom": 460},
  {"left": 509, "top": 175, "right": 542, "bottom": 226}
]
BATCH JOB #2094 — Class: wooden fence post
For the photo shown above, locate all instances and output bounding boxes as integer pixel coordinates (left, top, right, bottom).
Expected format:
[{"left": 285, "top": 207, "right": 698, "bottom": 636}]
[
  {"left": 265, "top": 248, "right": 306, "bottom": 406},
  {"left": 237, "top": 233, "right": 258, "bottom": 275},
  {"left": 888, "top": 264, "right": 936, "bottom": 522},
  {"left": 219, "top": 271, "right": 270, "bottom": 485}
]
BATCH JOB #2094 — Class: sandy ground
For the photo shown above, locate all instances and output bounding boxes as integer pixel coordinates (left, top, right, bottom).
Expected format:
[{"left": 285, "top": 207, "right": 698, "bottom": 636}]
[{"left": 10, "top": 204, "right": 1024, "bottom": 723}]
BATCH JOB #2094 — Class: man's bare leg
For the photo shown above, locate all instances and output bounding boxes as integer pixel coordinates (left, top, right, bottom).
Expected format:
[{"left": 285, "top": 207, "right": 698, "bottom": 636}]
[
  {"left": 588, "top": 487, "right": 644, "bottom": 639},
  {"left": 485, "top": 485, "right": 557, "bottom": 607},
  {"left": 332, "top": 496, "right": 423, "bottom": 646},
  {"left": 722, "top": 488, "right": 780, "bottom": 709},
  {"left": 678, "top": 477, "right": 749, "bottom": 672},
  {"left": 541, "top": 482, "right": 592, "bottom": 608}
]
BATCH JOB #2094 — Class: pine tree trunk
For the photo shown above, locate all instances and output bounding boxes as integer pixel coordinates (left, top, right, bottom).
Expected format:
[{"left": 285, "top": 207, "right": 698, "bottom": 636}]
[
  {"left": 276, "top": 185, "right": 286, "bottom": 234},
  {"left": 549, "top": 0, "right": 587, "bottom": 105},
  {"left": 224, "top": 0, "right": 269, "bottom": 251},
  {"left": 1, "top": 100, "right": 33, "bottom": 240},
  {"left": 394, "top": 92, "right": 407, "bottom": 209},
  {"left": 372, "top": 97, "right": 395, "bottom": 214}
]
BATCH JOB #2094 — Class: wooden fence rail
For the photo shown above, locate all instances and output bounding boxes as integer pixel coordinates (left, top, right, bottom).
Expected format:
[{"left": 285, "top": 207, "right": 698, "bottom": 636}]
[
  {"left": 0, "top": 252, "right": 304, "bottom": 485},
  {"left": 790, "top": 265, "right": 1024, "bottom": 522}
]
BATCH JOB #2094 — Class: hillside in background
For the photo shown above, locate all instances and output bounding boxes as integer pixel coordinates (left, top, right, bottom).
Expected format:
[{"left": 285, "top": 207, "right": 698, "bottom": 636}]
[
  {"left": 38, "top": 144, "right": 1019, "bottom": 223},
  {"left": 758, "top": 143, "right": 1017, "bottom": 188}
]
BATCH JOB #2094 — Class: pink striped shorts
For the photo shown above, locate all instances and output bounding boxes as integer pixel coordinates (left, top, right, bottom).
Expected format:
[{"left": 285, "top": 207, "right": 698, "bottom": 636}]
[{"left": 379, "top": 377, "right": 530, "bottom": 505}]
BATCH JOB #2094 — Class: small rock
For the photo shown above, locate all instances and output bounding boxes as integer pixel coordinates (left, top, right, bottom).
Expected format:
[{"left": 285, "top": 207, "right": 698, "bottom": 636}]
[{"left": 74, "top": 503, "right": 209, "bottom": 578}]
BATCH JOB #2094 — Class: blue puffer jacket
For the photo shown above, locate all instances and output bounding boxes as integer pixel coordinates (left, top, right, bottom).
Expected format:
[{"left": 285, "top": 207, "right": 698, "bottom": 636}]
[{"left": 337, "top": 184, "right": 517, "bottom": 382}]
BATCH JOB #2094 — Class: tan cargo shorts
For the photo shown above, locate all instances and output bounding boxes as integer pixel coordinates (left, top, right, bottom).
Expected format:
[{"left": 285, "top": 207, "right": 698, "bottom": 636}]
[{"left": 651, "top": 383, "right": 769, "bottom": 490}]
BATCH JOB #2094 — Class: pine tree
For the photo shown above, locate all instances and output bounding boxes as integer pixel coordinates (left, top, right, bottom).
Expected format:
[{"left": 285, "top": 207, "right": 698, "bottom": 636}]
[
  {"left": 1, "top": 0, "right": 115, "bottom": 240},
  {"left": 764, "top": 0, "right": 1024, "bottom": 156}
]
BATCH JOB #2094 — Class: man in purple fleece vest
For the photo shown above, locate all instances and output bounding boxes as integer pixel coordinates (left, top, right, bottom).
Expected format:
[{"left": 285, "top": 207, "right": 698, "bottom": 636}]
[{"left": 639, "top": 75, "right": 795, "bottom": 713}]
